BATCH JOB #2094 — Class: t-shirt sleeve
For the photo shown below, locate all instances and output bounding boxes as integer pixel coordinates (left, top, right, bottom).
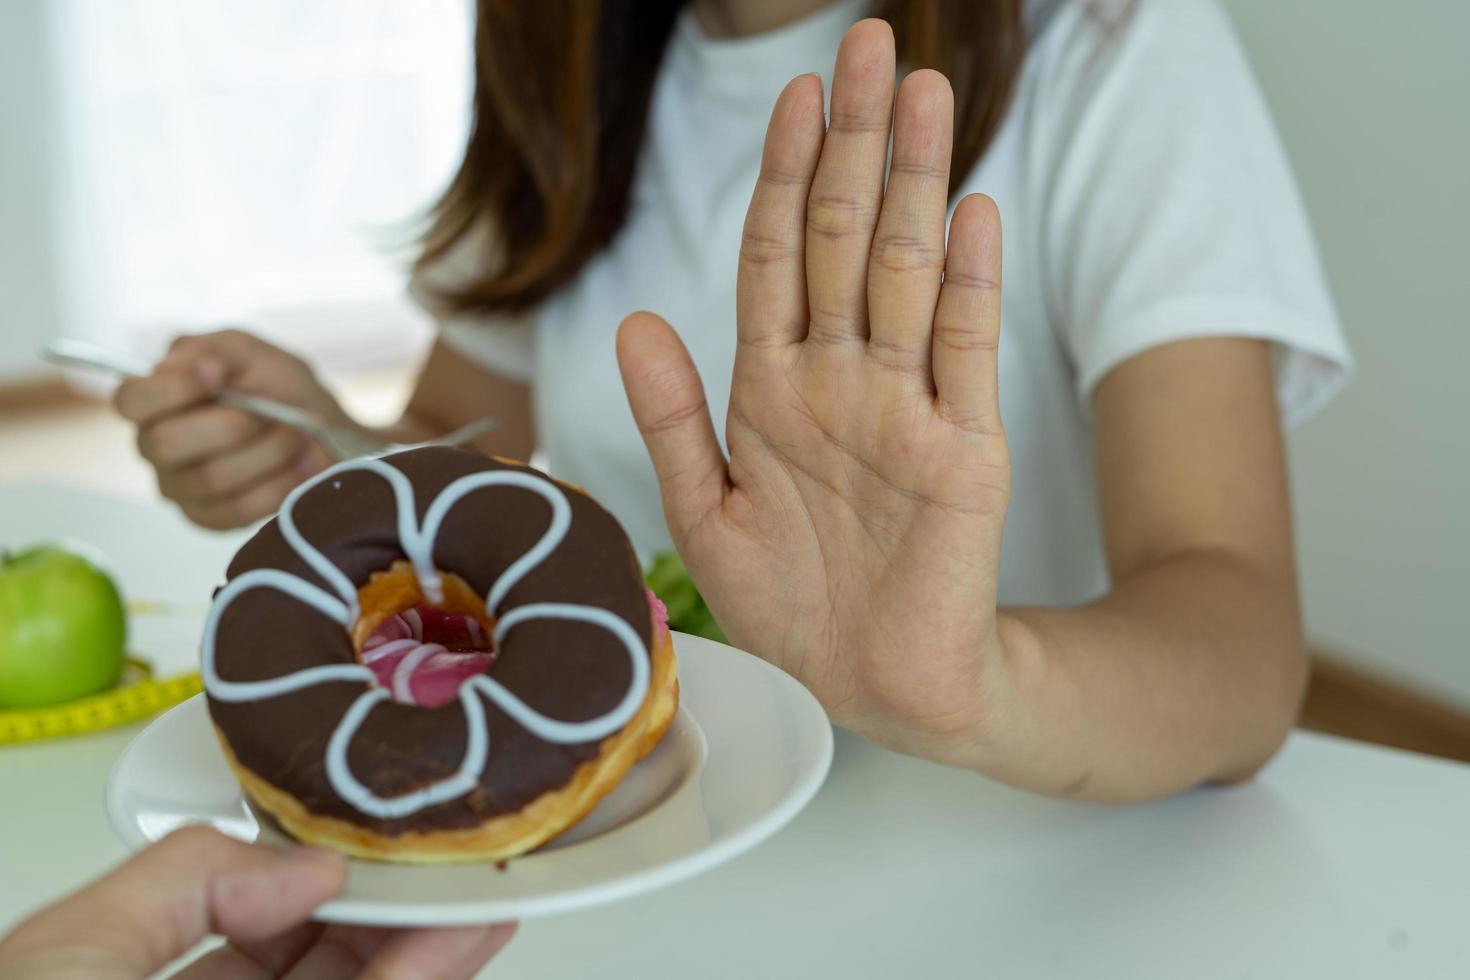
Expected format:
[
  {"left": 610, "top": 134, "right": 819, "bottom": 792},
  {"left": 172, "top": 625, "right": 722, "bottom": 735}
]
[
  {"left": 406, "top": 222, "right": 536, "bottom": 382},
  {"left": 1036, "top": 0, "right": 1351, "bottom": 425}
]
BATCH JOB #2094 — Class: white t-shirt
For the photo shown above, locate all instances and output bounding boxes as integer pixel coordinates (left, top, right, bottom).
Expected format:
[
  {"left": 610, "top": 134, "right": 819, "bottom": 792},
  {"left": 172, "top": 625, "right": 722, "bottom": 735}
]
[{"left": 420, "top": 0, "right": 1350, "bottom": 607}]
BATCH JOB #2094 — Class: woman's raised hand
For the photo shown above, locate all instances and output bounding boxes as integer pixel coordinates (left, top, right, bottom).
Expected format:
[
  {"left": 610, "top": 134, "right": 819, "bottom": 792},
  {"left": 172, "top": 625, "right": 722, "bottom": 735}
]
[{"left": 618, "top": 20, "right": 1010, "bottom": 761}]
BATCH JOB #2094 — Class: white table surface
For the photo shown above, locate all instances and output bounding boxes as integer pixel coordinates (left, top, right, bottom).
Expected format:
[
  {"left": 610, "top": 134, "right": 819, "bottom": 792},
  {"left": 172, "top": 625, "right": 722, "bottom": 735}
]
[{"left": 2, "top": 481, "right": 1468, "bottom": 979}]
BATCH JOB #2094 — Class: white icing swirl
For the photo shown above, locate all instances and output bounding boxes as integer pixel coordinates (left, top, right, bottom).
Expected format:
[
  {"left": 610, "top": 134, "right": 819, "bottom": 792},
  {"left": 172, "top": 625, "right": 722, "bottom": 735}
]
[
  {"left": 391, "top": 642, "right": 443, "bottom": 702},
  {"left": 325, "top": 682, "right": 489, "bottom": 820},
  {"left": 201, "top": 456, "right": 652, "bottom": 821},
  {"left": 200, "top": 569, "right": 372, "bottom": 701},
  {"left": 361, "top": 637, "right": 420, "bottom": 665}
]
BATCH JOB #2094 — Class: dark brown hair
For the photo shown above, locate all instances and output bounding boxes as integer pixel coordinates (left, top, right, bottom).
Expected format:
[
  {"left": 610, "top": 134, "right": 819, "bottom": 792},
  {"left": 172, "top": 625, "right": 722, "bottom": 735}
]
[{"left": 417, "top": 0, "right": 1026, "bottom": 314}]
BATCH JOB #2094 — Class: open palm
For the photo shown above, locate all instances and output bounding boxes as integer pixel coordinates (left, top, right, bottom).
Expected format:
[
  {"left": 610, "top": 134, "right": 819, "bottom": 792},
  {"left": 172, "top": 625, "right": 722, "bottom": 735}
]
[{"left": 618, "top": 20, "right": 1009, "bottom": 759}]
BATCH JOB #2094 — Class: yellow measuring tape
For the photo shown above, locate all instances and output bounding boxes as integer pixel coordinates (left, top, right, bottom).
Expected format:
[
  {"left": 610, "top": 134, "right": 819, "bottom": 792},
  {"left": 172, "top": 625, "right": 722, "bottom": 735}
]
[{"left": 0, "top": 658, "right": 201, "bottom": 745}]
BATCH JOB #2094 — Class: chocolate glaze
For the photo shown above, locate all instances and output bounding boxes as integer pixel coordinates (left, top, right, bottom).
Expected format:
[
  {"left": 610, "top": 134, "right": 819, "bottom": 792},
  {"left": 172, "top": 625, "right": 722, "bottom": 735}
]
[{"left": 205, "top": 448, "right": 652, "bottom": 835}]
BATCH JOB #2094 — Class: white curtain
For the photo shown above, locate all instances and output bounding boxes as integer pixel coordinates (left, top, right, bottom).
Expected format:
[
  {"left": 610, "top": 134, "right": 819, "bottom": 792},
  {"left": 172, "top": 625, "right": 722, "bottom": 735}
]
[{"left": 48, "top": 0, "right": 472, "bottom": 370}]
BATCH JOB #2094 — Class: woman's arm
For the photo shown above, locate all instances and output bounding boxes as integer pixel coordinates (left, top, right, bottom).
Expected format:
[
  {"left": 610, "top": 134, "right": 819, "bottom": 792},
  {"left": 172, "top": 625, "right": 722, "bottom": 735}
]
[
  {"left": 986, "top": 337, "right": 1305, "bottom": 801},
  {"left": 391, "top": 339, "right": 536, "bottom": 461},
  {"left": 616, "top": 20, "right": 1305, "bottom": 803}
]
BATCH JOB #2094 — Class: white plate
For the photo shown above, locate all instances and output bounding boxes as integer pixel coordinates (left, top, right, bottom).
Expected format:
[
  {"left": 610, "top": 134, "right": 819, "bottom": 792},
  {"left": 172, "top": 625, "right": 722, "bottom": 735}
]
[{"left": 106, "top": 632, "right": 833, "bottom": 925}]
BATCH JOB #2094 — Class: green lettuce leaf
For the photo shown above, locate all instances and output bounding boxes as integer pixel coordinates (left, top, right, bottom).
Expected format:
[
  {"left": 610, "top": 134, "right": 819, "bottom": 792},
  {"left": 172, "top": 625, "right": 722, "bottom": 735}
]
[{"left": 644, "top": 551, "right": 726, "bottom": 644}]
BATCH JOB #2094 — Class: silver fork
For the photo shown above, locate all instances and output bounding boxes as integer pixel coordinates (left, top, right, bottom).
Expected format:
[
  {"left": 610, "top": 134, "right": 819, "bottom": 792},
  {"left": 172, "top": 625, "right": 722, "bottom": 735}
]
[{"left": 42, "top": 338, "right": 497, "bottom": 461}]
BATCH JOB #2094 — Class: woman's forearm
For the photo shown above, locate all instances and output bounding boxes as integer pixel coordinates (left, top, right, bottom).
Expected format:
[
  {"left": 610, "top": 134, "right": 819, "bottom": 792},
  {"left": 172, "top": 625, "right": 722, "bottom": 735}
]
[
  {"left": 975, "top": 547, "right": 1306, "bottom": 802},
  {"left": 389, "top": 339, "right": 536, "bottom": 460},
  {"left": 366, "top": 412, "right": 440, "bottom": 445}
]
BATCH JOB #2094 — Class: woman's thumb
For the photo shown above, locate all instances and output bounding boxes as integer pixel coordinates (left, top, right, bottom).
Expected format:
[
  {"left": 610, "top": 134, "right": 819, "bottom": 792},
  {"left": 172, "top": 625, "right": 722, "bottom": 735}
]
[{"left": 616, "top": 312, "right": 728, "bottom": 547}]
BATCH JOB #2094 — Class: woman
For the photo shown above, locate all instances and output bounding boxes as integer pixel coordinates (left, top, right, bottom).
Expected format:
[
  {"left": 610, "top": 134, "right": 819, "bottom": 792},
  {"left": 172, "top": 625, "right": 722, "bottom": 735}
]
[{"left": 114, "top": 0, "right": 1349, "bottom": 800}]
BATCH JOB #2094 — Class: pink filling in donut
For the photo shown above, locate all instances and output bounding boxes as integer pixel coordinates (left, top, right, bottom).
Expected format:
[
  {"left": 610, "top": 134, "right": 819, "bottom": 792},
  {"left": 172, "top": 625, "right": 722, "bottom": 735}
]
[
  {"left": 364, "top": 591, "right": 670, "bottom": 709},
  {"left": 647, "top": 588, "right": 669, "bottom": 644},
  {"left": 362, "top": 608, "right": 494, "bottom": 709}
]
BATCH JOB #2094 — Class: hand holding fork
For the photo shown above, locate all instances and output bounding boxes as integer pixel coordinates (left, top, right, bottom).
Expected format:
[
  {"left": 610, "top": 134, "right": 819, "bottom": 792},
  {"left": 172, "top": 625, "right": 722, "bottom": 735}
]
[{"left": 46, "top": 333, "right": 495, "bottom": 528}]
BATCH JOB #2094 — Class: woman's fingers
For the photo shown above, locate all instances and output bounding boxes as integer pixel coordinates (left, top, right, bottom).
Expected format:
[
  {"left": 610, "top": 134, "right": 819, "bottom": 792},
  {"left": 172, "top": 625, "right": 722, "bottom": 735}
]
[
  {"left": 140, "top": 403, "right": 323, "bottom": 528},
  {"left": 113, "top": 361, "right": 221, "bottom": 426},
  {"left": 114, "top": 330, "right": 269, "bottom": 427},
  {"left": 178, "top": 463, "right": 307, "bottom": 530},
  {"left": 168, "top": 329, "right": 315, "bottom": 404},
  {"left": 804, "top": 19, "right": 896, "bottom": 348},
  {"left": 616, "top": 312, "right": 728, "bottom": 550},
  {"left": 138, "top": 405, "right": 266, "bottom": 469},
  {"left": 867, "top": 69, "right": 954, "bottom": 381},
  {"left": 166, "top": 424, "right": 309, "bottom": 503},
  {"left": 736, "top": 73, "right": 825, "bottom": 354},
  {"left": 932, "top": 194, "right": 1004, "bottom": 431}
]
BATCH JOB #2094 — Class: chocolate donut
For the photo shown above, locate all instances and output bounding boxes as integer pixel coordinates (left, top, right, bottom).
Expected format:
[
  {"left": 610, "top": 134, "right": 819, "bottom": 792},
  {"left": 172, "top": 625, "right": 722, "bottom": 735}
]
[{"left": 201, "top": 447, "right": 678, "bottom": 862}]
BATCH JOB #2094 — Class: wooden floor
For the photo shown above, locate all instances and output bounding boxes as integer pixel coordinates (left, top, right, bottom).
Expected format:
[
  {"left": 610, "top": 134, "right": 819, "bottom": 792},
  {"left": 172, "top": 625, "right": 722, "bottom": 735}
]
[{"left": 1300, "top": 654, "right": 1470, "bottom": 763}]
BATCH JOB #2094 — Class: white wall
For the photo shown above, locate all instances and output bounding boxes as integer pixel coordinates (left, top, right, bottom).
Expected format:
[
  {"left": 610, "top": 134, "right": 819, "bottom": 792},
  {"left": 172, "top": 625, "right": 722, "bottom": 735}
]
[
  {"left": 0, "top": 0, "right": 62, "bottom": 381},
  {"left": 1220, "top": 1, "right": 1470, "bottom": 703},
  {"left": 0, "top": 0, "right": 460, "bottom": 386}
]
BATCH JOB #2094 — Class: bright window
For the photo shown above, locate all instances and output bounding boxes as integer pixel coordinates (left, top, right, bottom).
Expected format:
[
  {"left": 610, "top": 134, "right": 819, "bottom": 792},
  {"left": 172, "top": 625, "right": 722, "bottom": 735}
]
[{"left": 50, "top": 0, "right": 472, "bottom": 370}]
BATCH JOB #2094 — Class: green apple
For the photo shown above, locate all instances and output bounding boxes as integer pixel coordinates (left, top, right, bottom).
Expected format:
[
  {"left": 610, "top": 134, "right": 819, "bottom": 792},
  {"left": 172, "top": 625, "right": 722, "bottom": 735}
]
[{"left": 0, "top": 545, "right": 125, "bottom": 708}]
